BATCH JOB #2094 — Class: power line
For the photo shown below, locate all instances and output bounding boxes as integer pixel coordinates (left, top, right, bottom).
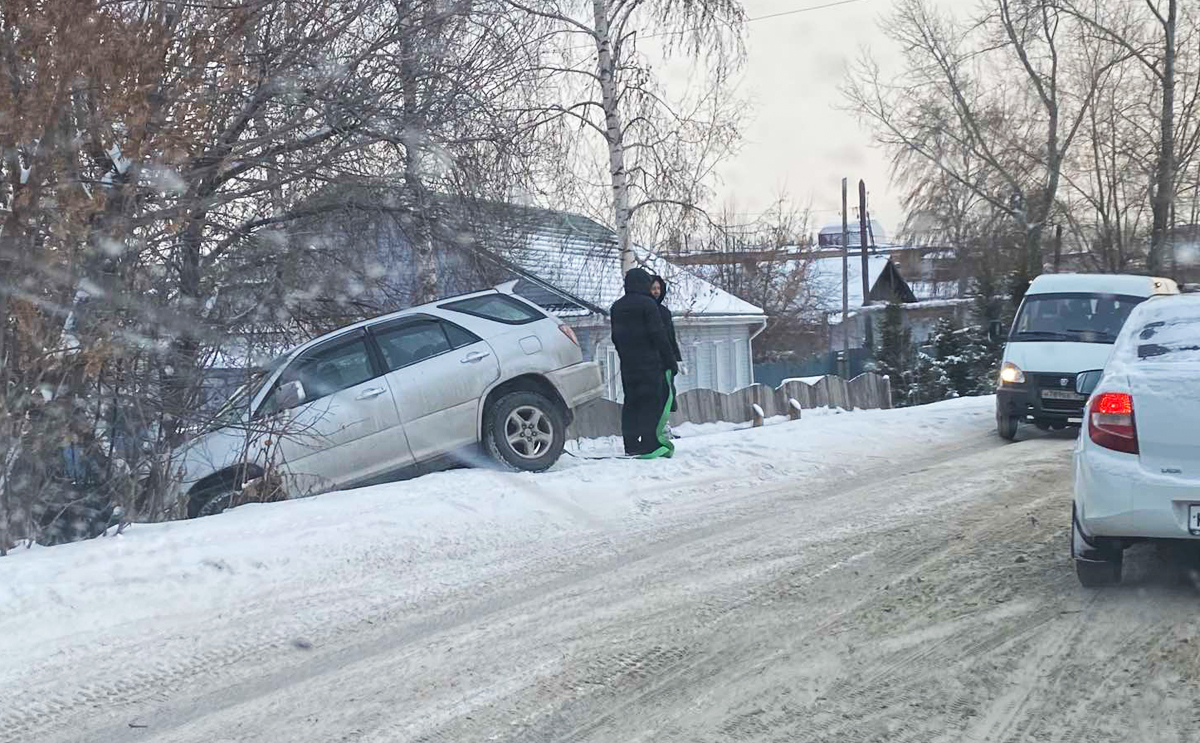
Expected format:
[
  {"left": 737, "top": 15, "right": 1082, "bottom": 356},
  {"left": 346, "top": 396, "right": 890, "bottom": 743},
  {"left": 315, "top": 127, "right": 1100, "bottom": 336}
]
[
  {"left": 644, "top": 0, "right": 869, "bottom": 39},
  {"left": 739, "top": 0, "right": 868, "bottom": 27},
  {"left": 566, "top": 0, "right": 868, "bottom": 51}
]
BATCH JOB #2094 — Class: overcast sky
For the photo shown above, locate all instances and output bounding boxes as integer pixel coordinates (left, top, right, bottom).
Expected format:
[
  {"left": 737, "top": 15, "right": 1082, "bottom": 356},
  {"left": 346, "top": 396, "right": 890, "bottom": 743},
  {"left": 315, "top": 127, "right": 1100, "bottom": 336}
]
[{"left": 702, "top": 0, "right": 907, "bottom": 238}]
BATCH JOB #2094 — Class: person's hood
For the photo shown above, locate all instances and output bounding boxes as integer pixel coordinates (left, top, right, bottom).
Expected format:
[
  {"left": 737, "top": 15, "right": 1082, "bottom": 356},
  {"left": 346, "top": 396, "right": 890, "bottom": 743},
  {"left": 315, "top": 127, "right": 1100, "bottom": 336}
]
[
  {"left": 623, "top": 267, "right": 655, "bottom": 296},
  {"left": 651, "top": 274, "right": 669, "bottom": 305}
]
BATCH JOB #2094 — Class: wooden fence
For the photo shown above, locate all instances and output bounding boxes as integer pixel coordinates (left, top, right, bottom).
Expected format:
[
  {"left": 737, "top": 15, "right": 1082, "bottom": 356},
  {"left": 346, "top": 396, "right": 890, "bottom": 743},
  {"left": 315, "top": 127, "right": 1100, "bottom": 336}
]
[{"left": 567, "top": 373, "right": 892, "bottom": 440}]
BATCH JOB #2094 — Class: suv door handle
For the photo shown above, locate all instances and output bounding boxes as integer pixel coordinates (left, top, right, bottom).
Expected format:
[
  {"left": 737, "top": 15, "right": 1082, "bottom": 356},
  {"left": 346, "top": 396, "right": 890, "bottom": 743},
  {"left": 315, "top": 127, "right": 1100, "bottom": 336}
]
[
  {"left": 461, "top": 350, "right": 491, "bottom": 364},
  {"left": 355, "top": 387, "right": 387, "bottom": 400}
]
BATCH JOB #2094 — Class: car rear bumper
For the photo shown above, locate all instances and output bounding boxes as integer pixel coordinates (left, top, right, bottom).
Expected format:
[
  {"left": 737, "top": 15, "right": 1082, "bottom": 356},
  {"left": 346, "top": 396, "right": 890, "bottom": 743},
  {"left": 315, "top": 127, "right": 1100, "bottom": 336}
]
[
  {"left": 1074, "top": 445, "right": 1200, "bottom": 541},
  {"left": 547, "top": 361, "right": 604, "bottom": 409},
  {"left": 996, "top": 382, "right": 1086, "bottom": 425}
]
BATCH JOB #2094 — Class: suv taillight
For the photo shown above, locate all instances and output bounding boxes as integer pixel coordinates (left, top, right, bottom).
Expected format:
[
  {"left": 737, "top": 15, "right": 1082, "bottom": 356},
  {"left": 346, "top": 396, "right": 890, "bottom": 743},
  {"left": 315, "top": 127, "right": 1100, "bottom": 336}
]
[
  {"left": 558, "top": 323, "right": 579, "bottom": 346},
  {"left": 1088, "top": 392, "right": 1138, "bottom": 455}
]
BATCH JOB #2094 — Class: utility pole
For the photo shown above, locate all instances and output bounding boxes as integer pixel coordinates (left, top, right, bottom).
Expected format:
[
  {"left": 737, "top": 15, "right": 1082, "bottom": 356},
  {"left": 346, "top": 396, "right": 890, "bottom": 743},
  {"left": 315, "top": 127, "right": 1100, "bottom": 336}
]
[
  {"left": 859, "top": 181, "right": 875, "bottom": 353},
  {"left": 1053, "top": 224, "right": 1063, "bottom": 272},
  {"left": 841, "top": 178, "right": 850, "bottom": 377},
  {"left": 858, "top": 180, "right": 870, "bottom": 305},
  {"left": 1170, "top": 201, "right": 1177, "bottom": 278}
]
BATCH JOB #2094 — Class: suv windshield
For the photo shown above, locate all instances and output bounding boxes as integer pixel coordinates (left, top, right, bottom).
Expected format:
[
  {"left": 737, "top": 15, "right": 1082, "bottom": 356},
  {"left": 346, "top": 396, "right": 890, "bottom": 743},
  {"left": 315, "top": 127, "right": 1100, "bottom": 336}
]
[
  {"left": 1011, "top": 292, "right": 1143, "bottom": 344},
  {"left": 209, "top": 355, "right": 287, "bottom": 429}
]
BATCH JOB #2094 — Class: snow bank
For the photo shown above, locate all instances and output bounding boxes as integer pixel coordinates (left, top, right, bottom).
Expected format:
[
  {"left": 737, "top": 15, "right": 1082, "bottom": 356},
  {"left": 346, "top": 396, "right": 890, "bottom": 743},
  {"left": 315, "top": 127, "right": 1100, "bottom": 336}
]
[
  {"left": 781, "top": 376, "right": 827, "bottom": 385},
  {"left": 0, "top": 396, "right": 996, "bottom": 681}
]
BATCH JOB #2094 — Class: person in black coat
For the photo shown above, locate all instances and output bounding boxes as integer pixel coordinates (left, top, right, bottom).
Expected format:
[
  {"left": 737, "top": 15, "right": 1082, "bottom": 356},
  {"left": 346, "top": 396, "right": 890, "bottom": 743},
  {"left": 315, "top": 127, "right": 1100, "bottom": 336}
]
[
  {"left": 650, "top": 275, "right": 683, "bottom": 413},
  {"left": 610, "top": 267, "right": 678, "bottom": 458}
]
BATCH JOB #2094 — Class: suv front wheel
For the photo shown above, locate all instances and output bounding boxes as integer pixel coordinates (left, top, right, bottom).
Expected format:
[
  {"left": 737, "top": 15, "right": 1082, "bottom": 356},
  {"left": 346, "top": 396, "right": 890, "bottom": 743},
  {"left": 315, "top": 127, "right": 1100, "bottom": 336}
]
[{"left": 484, "top": 391, "right": 567, "bottom": 472}]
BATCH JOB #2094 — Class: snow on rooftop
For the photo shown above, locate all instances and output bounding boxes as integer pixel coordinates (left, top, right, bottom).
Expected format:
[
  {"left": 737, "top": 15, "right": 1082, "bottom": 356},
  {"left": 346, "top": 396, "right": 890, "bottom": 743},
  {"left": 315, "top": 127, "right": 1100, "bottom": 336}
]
[
  {"left": 909, "top": 281, "right": 961, "bottom": 301},
  {"left": 515, "top": 232, "right": 764, "bottom": 319},
  {"left": 805, "top": 254, "right": 893, "bottom": 313},
  {"left": 817, "top": 219, "right": 890, "bottom": 245}
]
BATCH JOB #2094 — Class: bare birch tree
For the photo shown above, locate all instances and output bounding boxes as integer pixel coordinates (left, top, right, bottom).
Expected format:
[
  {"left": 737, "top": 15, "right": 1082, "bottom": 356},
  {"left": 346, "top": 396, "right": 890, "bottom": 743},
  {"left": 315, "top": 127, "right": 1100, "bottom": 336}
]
[{"left": 506, "top": 0, "right": 745, "bottom": 272}]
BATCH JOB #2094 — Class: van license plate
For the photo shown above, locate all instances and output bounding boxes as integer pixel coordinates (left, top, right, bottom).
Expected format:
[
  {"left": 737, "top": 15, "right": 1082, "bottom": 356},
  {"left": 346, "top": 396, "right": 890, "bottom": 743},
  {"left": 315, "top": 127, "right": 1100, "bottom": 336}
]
[
  {"left": 1041, "top": 390, "right": 1085, "bottom": 401},
  {"left": 1190, "top": 505, "right": 1200, "bottom": 536}
]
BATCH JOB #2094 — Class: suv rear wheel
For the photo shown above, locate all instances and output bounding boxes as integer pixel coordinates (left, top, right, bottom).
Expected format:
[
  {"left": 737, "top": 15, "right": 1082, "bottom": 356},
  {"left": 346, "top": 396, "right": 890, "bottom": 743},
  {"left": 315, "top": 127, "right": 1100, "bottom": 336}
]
[{"left": 484, "top": 391, "right": 567, "bottom": 472}]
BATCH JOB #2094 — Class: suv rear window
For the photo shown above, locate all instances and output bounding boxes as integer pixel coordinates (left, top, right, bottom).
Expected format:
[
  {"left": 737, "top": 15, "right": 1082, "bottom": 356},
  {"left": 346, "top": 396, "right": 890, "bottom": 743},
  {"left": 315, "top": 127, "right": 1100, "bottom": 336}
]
[{"left": 441, "top": 294, "right": 545, "bottom": 325}]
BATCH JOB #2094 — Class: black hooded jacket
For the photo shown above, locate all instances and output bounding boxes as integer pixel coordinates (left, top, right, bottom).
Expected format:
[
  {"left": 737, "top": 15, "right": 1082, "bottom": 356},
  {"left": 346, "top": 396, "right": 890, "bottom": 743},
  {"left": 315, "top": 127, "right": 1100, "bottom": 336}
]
[
  {"left": 651, "top": 274, "right": 684, "bottom": 364},
  {"left": 610, "top": 268, "right": 678, "bottom": 374}
]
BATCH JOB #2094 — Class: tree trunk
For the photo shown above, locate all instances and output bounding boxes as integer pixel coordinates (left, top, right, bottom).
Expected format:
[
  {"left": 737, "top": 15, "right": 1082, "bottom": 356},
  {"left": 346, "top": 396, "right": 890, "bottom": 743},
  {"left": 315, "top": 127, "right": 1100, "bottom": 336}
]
[
  {"left": 1148, "top": 0, "right": 1177, "bottom": 275},
  {"left": 162, "top": 216, "right": 206, "bottom": 455},
  {"left": 592, "top": 0, "right": 633, "bottom": 273},
  {"left": 406, "top": 171, "right": 439, "bottom": 305},
  {"left": 400, "top": 6, "right": 438, "bottom": 305},
  {"left": 0, "top": 252, "right": 8, "bottom": 385}
]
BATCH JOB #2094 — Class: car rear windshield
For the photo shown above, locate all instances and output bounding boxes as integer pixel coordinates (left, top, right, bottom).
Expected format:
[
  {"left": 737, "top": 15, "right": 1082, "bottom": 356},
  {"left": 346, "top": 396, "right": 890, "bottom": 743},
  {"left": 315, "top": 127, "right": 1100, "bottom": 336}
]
[
  {"left": 441, "top": 294, "right": 546, "bottom": 325},
  {"left": 1134, "top": 318, "right": 1200, "bottom": 361},
  {"left": 1011, "top": 292, "right": 1143, "bottom": 344}
]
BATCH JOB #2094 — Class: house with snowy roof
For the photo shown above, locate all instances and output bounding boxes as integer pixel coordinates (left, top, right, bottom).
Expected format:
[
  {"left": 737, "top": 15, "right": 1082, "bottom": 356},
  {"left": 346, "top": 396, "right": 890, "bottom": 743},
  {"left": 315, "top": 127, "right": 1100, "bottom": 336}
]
[
  {"left": 231, "top": 193, "right": 769, "bottom": 402},
  {"left": 816, "top": 219, "right": 891, "bottom": 250},
  {"left": 803, "top": 252, "right": 979, "bottom": 353},
  {"left": 477, "top": 205, "right": 768, "bottom": 400}
]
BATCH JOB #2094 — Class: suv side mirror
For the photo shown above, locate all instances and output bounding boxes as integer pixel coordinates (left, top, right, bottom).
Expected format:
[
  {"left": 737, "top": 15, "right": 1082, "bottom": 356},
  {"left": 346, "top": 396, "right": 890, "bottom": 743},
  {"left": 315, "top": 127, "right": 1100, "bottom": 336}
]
[
  {"left": 275, "top": 380, "right": 306, "bottom": 411},
  {"left": 988, "top": 319, "right": 1006, "bottom": 343},
  {"left": 1075, "top": 370, "right": 1103, "bottom": 396}
]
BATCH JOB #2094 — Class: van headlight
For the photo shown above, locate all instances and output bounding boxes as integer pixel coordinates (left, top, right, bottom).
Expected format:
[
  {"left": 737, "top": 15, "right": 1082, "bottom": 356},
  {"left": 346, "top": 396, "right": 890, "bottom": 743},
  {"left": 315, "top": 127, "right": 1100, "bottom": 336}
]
[{"left": 999, "top": 362, "right": 1026, "bottom": 385}]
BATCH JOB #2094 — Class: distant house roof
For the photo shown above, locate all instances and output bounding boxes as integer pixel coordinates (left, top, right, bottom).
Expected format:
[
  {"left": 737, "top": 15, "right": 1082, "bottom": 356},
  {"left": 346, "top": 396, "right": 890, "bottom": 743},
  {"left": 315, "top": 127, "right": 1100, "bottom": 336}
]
[
  {"left": 908, "top": 280, "right": 962, "bottom": 301},
  {"left": 816, "top": 219, "right": 891, "bottom": 247},
  {"left": 285, "top": 188, "right": 764, "bottom": 323},
  {"left": 803, "top": 255, "right": 917, "bottom": 323}
]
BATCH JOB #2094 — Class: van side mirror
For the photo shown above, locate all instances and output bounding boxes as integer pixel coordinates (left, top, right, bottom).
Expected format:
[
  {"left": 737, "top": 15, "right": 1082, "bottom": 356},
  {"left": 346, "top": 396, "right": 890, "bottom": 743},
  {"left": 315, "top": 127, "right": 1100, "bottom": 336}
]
[
  {"left": 275, "top": 380, "right": 306, "bottom": 411},
  {"left": 1075, "top": 370, "right": 1103, "bottom": 396},
  {"left": 988, "top": 320, "right": 1006, "bottom": 343}
]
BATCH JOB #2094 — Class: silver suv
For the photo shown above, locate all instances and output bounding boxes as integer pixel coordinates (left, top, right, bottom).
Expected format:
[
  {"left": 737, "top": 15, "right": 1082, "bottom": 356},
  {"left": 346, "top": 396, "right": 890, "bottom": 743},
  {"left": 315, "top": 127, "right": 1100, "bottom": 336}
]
[{"left": 170, "top": 287, "right": 604, "bottom": 517}]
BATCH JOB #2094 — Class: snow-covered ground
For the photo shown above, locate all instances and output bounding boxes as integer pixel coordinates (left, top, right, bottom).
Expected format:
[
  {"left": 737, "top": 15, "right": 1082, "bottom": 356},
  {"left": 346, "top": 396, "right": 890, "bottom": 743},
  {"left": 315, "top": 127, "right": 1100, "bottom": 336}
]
[
  {"left": 4, "top": 396, "right": 1194, "bottom": 743},
  {"left": 0, "top": 400, "right": 949, "bottom": 650}
]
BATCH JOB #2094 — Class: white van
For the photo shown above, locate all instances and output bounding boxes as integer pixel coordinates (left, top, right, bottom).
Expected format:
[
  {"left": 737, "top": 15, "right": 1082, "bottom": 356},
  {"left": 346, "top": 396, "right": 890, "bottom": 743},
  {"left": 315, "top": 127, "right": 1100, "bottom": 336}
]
[{"left": 995, "top": 273, "right": 1179, "bottom": 440}]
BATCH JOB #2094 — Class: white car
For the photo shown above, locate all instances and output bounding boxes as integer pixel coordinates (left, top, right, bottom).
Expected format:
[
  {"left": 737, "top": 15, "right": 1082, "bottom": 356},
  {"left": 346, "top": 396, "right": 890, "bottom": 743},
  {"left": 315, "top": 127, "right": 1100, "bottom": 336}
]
[
  {"left": 171, "top": 287, "right": 604, "bottom": 517},
  {"left": 1072, "top": 293, "right": 1200, "bottom": 586}
]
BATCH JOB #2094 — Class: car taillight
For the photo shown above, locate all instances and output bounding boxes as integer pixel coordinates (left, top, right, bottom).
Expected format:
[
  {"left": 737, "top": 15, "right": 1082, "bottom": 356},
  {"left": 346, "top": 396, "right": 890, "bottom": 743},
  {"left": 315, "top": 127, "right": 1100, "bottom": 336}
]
[
  {"left": 1088, "top": 392, "right": 1138, "bottom": 455},
  {"left": 558, "top": 323, "right": 579, "bottom": 346}
]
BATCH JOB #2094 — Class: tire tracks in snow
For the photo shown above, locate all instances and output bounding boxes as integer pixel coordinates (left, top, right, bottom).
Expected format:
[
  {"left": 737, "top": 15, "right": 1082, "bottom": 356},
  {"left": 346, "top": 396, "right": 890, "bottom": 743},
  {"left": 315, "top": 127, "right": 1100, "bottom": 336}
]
[
  {"left": 376, "top": 437, "right": 1065, "bottom": 743},
  {"left": 6, "top": 427, "right": 1000, "bottom": 743}
]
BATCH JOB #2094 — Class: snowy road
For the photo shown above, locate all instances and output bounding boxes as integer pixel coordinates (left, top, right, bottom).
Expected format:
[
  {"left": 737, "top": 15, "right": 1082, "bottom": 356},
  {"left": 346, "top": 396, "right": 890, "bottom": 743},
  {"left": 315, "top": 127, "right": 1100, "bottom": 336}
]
[{"left": 4, "top": 397, "right": 1199, "bottom": 742}]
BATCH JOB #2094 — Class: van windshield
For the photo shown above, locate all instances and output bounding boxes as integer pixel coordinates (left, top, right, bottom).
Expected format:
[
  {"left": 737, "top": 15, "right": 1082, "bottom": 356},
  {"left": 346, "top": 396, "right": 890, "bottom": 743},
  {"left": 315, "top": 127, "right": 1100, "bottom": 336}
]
[{"left": 1011, "top": 292, "right": 1144, "bottom": 344}]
